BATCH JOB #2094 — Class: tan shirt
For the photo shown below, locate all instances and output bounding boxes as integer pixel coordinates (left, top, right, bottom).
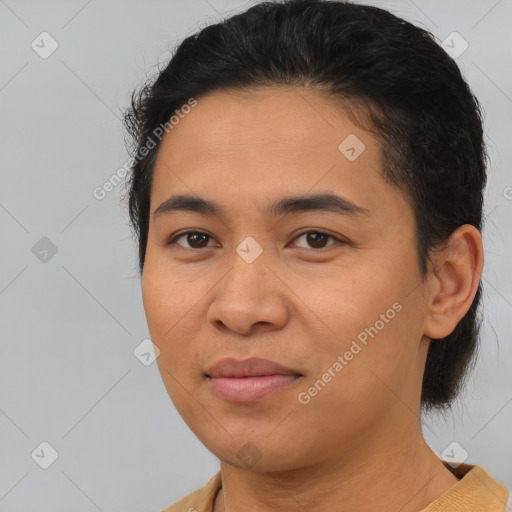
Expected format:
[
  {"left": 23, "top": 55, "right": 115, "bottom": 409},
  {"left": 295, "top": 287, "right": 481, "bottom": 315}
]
[{"left": 161, "top": 463, "right": 509, "bottom": 512}]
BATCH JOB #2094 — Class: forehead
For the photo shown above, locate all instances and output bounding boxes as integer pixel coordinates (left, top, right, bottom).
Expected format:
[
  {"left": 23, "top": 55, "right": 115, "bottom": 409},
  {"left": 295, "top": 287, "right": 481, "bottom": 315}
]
[
  {"left": 149, "top": 86, "right": 407, "bottom": 226},
  {"left": 157, "top": 86, "right": 371, "bottom": 160}
]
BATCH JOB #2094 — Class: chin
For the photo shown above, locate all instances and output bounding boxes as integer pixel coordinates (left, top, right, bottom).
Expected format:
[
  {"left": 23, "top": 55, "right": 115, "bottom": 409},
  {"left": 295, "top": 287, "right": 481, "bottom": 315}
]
[{"left": 201, "top": 435, "right": 307, "bottom": 473}]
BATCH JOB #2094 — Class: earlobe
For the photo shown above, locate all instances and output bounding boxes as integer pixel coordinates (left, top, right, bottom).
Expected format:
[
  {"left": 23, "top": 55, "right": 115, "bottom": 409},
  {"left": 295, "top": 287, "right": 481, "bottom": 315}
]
[{"left": 423, "top": 225, "right": 484, "bottom": 340}]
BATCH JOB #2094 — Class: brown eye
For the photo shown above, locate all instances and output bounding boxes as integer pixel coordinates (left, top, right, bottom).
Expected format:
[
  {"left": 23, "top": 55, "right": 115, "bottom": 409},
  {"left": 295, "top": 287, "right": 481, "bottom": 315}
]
[
  {"left": 166, "top": 229, "right": 344, "bottom": 251},
  {"left": 168, "top": 231, "right": 215, "bottom": 249},
  {"left": 293, "top": 231, "right": 341, "bottom": 250}
]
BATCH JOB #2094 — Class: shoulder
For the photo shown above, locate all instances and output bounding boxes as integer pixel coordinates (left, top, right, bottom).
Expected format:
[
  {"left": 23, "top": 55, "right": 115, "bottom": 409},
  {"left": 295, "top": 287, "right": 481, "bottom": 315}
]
[
  {"left": 160, "top": 472, "right": 222, "bottom": 512},
  {"left": 422, "top": 463, "right": 509, "bottom": 512}
]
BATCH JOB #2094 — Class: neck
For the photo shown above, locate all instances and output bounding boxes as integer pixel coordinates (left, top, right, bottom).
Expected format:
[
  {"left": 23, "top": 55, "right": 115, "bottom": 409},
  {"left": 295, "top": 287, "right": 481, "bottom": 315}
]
[{"left": 213, "top": 419, "right": 459, "bottom": 512}]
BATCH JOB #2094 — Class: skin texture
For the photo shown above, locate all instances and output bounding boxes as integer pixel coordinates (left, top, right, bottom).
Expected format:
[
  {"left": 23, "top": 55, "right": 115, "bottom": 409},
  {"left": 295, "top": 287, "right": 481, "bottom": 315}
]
[{"left": 141, "top": 86, "right": 484, "bottom": 511}]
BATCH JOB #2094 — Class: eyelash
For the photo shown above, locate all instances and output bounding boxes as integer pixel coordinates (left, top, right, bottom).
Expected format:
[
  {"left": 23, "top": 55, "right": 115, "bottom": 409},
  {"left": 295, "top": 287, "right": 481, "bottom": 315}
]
[{"left": 166, "top": 230, "right": 346, "bottom": 251}]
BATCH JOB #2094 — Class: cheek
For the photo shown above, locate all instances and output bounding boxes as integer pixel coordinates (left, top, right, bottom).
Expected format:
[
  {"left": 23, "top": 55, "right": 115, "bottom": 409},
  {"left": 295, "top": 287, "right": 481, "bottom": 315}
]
[
  {"left": 295, "top": 260, "right": 402, "bottom": 344},
  {"left": 142, "top": 267, "right": 207, "bottom": 416},
  {"left": 295, "top": 255, "right": 423, "bottom": 393},
  {"left": 141, "top": 264, "right": 199, "bottom": 368},
  {"left": 142, "top": 253, "right": 195, "bottom": 330}
]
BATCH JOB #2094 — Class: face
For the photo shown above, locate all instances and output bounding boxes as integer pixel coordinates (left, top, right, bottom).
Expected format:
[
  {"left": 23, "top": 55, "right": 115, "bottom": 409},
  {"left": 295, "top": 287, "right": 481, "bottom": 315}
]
[{"left": 142, "top": 86, "right": 432, "bottom": 472}]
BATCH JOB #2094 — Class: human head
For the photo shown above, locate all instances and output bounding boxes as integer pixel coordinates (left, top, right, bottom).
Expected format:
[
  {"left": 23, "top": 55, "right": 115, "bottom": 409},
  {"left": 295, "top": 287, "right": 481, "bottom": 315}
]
[{"left": 123, "top": 0, "right": 486, "bottom": 419}]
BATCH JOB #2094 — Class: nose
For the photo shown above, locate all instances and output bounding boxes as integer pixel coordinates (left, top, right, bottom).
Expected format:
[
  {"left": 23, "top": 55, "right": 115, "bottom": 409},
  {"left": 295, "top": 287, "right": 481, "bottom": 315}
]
[{"left": 206, "top": 246, "right": 289, "bottom": 337}]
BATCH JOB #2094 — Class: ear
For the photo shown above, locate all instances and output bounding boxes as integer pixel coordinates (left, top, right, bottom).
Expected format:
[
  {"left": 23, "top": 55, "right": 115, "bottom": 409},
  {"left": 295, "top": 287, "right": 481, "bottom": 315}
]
[{"left": 423, "top": 224, "right": 484, "bottom": 340}]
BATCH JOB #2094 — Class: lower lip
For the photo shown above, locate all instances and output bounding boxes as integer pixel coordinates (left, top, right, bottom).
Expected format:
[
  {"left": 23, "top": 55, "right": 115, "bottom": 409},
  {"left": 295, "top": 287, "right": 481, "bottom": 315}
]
[{"left": 208, "top": 374, "right": 301, "bottom": 403}]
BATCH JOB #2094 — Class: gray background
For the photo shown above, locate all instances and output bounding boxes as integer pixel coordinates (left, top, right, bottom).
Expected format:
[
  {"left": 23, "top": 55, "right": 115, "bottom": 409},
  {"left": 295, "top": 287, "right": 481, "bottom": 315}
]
[{"left": 0, "top": 0, "right": 511, "bottom": 511}]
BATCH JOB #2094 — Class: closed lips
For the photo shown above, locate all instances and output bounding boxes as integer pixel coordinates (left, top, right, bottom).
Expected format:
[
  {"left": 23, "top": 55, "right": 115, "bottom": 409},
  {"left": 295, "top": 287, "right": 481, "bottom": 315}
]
[
  {"left": 205, "top": 357, "right": 303, "bottom": 378},
  {"left": 205, "top": 357, "right": 304, "bottom": 403}
]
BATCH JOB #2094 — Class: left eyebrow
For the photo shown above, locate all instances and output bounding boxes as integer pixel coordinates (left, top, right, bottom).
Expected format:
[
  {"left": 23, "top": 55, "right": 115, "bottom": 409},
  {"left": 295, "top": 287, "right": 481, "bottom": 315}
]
[{"left": 153, "top": 192, "right": 371, "bottom": 220}]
